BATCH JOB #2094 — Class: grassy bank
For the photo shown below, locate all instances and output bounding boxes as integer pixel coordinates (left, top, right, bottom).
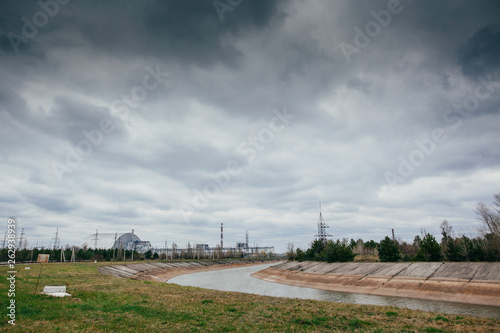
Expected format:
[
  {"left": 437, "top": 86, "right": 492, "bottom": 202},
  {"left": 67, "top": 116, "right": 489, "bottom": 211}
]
[{"left": 0, "top": 262, "right": 498, "bottom": 332}]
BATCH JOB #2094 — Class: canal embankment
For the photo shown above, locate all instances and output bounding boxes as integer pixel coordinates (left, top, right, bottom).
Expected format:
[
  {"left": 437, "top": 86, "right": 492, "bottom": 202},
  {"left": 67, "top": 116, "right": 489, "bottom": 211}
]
[
  {"left": 251, "top": 261, "right": 500, "bottom": 307},
  {"left": 98, "top": 259, "right": 283, "bottom": 282}
]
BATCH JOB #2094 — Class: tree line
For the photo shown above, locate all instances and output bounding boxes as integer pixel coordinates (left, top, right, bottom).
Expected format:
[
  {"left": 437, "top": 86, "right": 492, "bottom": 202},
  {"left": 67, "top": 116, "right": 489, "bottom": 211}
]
[
  {"left": 0, "top": 246, "right": 155, "bottom": 263},
  {"left": 288, "top": 194, "right": 500, "bottom": 263},
  {"left": 0, "top": 244, "right": 267, "bottom": 263}
]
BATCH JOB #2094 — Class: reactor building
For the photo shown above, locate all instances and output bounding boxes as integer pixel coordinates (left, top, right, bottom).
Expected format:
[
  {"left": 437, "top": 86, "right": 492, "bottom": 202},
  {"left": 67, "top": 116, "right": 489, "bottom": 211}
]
[{"left": 112, "top": 232, "right": 152, "bottom": 253}]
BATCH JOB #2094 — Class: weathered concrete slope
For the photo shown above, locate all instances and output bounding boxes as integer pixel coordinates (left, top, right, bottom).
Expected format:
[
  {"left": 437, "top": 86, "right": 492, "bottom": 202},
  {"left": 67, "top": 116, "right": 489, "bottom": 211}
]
[
  {"left": 99, "top": 260, "right": 281, "bottom": 283},
  {"left": 251, "top": 262, "right": 500, "bottom": 306}
]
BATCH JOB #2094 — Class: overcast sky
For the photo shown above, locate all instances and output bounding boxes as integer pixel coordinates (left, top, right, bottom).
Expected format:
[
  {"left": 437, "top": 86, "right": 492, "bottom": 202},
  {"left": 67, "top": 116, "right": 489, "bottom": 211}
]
[{"left": 1, "top": 0, "right": 499, "bottom": 253}]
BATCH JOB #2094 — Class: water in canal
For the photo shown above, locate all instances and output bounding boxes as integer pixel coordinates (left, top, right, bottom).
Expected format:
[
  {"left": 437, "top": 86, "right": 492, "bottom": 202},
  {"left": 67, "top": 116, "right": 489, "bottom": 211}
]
[{"left": 168, "top": 263, "right": 499, "bottom": 318}]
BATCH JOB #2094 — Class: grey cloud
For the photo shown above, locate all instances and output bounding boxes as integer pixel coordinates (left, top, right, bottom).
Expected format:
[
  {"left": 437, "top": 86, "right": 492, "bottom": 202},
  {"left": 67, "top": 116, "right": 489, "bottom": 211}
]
[
  {"left": 1, "top": 0, "right": 500, "bottom": 252},
  {"left": 458, "top": 24, "right": 500, "bottom": 78},
  {"left": 25, "top": 194, "right": 75, "bottom": 213},
  {"left": 47, "top": 0, "right": 287, "bottom": 69}
]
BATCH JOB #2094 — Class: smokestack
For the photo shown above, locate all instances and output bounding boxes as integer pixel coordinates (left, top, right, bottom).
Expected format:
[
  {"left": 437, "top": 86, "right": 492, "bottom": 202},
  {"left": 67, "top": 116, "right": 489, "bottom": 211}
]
[{"left": 220, "top": 223, "right": 224, "bottom": 249}]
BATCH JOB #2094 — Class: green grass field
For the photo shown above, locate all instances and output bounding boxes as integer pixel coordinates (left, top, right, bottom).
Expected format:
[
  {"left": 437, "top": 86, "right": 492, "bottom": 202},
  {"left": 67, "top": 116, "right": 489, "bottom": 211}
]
[{"left": 0, "top": 261, "right": 498, "bottom": 332}]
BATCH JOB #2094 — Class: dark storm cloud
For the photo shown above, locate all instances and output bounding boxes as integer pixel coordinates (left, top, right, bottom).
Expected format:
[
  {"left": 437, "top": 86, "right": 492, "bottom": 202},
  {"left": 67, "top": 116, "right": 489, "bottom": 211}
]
[
  {"left": 458, "top": 24, "right": 500, "bottom": 78},
  {"left": 334, "top": 0, "right": 500, "bottom": 77},
  {"left": 1, "top": 0, "right": 286, "bottom": 67},
  {"left": 1, "top": 0, "right": 500, "bottom": 251}
]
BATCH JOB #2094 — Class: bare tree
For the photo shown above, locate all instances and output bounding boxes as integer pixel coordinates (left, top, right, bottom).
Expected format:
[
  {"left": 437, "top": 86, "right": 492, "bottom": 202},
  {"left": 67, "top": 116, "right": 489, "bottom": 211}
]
[
  {"left": 440, "top": 219, "right": 453, "bottom": 256},
  {"left": 476, "top": 194, "right": 500, "bottom": 237},
  {"left": 214, "top": 244, "right": 222, "bottom": 259},
  {"left": 440, "top": 220, "right": 453, "bottom": 239},
  {"left": 171, "top": 242, "right": 177, "bottom": 260},
  {"left": 286, "top": 242, "right": 295, "bottom": 260},
  {"left": 187, "top": 242, "right": 193, "bottom": 259}
]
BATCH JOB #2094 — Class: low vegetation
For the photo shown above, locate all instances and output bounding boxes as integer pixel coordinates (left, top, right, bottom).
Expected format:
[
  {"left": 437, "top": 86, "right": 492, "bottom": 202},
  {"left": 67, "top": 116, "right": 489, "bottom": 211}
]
[
  {"left": 294, "top": 239, "right": 356, "bottom": 262},
  {"left": 0, "top": 261, "right": 498, "bottom": 332}
]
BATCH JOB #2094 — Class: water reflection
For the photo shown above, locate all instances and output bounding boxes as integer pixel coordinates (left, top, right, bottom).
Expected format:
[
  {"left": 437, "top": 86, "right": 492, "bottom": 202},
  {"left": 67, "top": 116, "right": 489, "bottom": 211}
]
[{"left": 168, "top": 263, "right": 500, "bottom": 318}]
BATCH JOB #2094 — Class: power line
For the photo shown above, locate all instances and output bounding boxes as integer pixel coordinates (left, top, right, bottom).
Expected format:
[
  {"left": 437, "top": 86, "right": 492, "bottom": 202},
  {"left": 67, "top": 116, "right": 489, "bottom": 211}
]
[
  {"left": 112, "top": 233, "right": 117, "bottom": 261},
  {"left": 315, "top": 199, "right": 332, "bottom": 241},
  {"left": 52, "top": 228, "right": 60, "bottom": 250},
  {"left": 93, "top": 229, "right": 99, "bottom": 249},
  {"left": 18, "top": 228, "right": 25, "bottom": 249}
]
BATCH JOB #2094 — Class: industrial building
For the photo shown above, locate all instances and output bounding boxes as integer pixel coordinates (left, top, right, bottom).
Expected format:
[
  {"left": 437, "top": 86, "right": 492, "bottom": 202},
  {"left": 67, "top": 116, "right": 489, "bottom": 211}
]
[
  {"left": 152, "top": 226, "right": 274, "bottom": 259},
  {"left": 112, "top": 231, "right": 152, "bottom": 254},
  {"left": 99, "top": 224, "right": 274, "bottom": 258}
]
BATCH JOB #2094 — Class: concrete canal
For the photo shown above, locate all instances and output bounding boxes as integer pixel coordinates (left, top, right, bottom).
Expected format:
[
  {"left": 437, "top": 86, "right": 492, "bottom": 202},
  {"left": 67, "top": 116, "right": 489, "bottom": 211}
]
[{"left": 167, "top": 263, "right": 500, "bottom": 318}]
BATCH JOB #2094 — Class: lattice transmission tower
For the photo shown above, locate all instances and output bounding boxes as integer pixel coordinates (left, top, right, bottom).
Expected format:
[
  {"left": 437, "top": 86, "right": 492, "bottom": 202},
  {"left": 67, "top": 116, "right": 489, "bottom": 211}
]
[{"left": 315, "top": 200, "right": 331, "bottom": 241}]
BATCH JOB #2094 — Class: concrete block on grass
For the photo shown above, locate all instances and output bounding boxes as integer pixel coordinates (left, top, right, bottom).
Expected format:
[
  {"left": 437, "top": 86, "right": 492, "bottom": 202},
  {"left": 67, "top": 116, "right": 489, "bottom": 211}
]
[{"left": 42, "top": 286, "right": 71, "bottom": 297}]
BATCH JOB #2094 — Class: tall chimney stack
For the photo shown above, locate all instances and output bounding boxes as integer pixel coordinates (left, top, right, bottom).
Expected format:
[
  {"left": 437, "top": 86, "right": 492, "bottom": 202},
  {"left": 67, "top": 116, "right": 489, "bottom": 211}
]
[{"left": 220, "top": 223, "right": 223, "bottom": 249}]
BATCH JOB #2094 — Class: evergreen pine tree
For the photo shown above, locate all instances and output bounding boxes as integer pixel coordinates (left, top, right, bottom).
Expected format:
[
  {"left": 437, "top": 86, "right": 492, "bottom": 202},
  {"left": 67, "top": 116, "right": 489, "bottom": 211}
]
[{"left": 377, "top": 236, "right": 401, "bottom": 262}]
